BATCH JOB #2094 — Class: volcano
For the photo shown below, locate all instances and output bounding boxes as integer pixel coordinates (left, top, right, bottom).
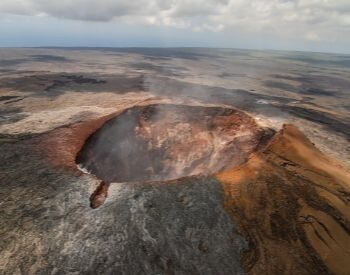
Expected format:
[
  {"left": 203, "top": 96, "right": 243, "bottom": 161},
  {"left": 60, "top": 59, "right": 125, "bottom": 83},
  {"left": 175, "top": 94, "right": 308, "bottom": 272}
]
[
  {"left": 32, "top": 102, "right": 350, "bottom": 274},
  {"left": 71, "top": 103, "right": 350, "bottom": 274}
]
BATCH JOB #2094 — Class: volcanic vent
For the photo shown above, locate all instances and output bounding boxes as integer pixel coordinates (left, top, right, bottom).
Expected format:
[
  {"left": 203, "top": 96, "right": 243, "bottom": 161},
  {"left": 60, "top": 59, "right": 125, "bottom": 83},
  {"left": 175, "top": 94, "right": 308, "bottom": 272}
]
[{"left": 76, "top": 104, "right": 273, "bottom": 184}]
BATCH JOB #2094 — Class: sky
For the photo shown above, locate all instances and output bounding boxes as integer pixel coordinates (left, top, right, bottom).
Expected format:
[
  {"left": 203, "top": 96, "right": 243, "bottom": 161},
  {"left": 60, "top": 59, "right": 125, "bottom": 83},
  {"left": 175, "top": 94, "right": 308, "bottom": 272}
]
[{"left": 0, "top": 0, "right": 350, "bottom": 54}]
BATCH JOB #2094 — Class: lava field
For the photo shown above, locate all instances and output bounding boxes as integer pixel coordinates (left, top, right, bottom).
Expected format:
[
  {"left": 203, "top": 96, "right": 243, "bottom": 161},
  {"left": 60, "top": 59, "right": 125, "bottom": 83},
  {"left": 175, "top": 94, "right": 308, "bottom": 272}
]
[{"left": 1, "top": 48, "right": 350, "bottom": 275}]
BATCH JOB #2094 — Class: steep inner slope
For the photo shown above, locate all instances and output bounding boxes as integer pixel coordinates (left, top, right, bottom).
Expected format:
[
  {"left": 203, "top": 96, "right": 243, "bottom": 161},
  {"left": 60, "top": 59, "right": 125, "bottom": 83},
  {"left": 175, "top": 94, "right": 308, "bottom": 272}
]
[{"left": 76, "top": 104, "right": 273, "bottom": 183}]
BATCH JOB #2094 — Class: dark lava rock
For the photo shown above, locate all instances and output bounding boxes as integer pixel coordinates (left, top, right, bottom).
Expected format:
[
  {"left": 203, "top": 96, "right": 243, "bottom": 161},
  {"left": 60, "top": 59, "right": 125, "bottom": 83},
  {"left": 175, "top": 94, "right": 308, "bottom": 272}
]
[{"left": 0, "top": 135, "right": 246, "bottom": 274}]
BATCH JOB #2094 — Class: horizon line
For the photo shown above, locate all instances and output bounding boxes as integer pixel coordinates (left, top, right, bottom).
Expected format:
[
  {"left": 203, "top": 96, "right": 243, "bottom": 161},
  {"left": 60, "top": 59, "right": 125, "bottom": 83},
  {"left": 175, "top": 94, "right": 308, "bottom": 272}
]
[{"left": 0, "top": 46, "right": 349, "bottom": 56}]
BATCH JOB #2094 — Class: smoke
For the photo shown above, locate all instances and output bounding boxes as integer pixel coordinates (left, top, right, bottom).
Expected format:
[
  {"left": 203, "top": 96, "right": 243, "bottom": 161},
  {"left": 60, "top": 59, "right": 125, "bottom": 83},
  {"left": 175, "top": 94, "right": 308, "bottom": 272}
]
[
  {"left": 75, "top": 48, "right": 309, "bottom": 184},
  {"left": 76, "top": 104, "right": 268, "bottom": 183},
  {"left": 143, "top": 72, "right": 290, "bottom": 130}
]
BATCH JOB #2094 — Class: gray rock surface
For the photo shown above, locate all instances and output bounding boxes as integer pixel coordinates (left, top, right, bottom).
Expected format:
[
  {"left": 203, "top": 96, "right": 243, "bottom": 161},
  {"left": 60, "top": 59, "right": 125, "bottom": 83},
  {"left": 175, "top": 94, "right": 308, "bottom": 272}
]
[{"left": 0, "top": 135, "right": 246, "bottom": 274}]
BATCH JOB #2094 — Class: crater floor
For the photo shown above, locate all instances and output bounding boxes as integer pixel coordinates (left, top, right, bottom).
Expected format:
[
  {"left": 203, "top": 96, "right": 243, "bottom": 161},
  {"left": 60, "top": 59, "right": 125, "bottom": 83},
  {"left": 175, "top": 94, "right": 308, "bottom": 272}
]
[{"left": 77, "top": 104, "right": 273, "bottom": 183}]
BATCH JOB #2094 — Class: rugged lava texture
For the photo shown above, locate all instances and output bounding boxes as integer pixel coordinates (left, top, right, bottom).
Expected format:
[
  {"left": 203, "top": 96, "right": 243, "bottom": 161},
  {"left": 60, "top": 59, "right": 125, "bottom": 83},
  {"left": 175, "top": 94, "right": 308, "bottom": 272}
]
[{"left": 77, "top": 104, "right": 273, "bottom": 183}]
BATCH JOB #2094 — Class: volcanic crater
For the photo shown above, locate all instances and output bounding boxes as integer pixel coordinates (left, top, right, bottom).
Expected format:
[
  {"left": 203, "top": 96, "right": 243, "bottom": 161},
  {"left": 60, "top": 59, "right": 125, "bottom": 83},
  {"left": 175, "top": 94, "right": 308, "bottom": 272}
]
[{"left": 76, "top": 104, "right": 274, "bottom": 191}]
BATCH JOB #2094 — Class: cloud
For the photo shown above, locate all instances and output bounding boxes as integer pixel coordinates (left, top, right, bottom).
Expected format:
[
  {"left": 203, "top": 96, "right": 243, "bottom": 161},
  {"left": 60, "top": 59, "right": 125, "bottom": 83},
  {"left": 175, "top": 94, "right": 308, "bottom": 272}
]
[
  {"left": 305, "top": 32, "right": 320, "bottom": 41},
  {"left": 0, "top": 0, "right": 157, "bottom": 21},
  {"left": 0, "top": 0, "right": 350, "bottom": 44}
]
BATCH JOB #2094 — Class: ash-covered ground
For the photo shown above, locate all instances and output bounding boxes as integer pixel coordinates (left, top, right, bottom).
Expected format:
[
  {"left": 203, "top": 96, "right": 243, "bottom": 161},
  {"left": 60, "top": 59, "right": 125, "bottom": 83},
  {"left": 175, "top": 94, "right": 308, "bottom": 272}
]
[{"left": 0, "top": 48, "right": 350, "bottom": 274}]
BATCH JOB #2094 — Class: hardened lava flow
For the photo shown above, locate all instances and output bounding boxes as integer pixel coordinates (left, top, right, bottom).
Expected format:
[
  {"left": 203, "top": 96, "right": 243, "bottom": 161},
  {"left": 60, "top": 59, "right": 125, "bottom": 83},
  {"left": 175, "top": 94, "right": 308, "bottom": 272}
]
[{"left": 76, "top": 104, "right": 275, "bottom": 208}]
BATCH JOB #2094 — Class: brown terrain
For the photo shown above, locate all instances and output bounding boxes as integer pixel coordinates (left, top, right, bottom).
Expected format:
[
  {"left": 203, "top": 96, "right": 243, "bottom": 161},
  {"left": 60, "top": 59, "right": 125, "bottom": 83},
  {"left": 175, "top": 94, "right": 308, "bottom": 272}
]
[{"left": 217, "top": 124, "right": 350, "bottom": 274}]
